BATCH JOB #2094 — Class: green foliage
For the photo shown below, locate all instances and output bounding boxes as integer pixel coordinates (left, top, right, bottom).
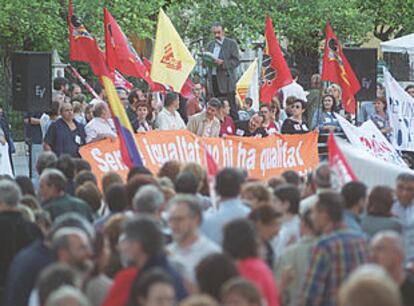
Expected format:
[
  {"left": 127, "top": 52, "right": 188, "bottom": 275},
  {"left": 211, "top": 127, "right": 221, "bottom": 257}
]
[
  {"left": 359, "top": 0, "right": 414, "bottom": 41},
  {"left": 0, "top": 0, "right": 380, "bottom": 64},
  {"left": 0, "top": 0, "right": 66, "bottom": 55},
  {"left": 167, "top": 0, "right": 374, "bottom": 53}
]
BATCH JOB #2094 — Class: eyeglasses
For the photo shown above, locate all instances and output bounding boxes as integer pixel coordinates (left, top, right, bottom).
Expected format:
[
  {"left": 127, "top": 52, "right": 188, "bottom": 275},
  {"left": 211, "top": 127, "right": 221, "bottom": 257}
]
[{"left": 168, "top": 214, "right": 191, "bottom": 224}]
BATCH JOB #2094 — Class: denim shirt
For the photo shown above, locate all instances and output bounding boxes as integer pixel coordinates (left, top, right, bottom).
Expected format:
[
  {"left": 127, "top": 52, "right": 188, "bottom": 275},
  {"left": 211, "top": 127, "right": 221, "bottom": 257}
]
[
  {"left": 201, "top": 198, "right": 250, "bottom": 244},
  {"left": 312, "top": 111, "right": 341, "bottom": 131}
]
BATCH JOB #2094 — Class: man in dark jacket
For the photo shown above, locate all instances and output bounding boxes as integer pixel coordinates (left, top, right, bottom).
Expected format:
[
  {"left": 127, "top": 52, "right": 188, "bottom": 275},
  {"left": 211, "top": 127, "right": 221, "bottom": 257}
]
[
  {"left": 0, "top": 180, "right": 41, "bottom": 297},
  {"left": 39, "top": 168, "right": 93, "bottom": 222},
  {"left": 2, "top": 213, "right": 94, "bottom": 306},
  {"left": 206, "top": 22, "right": 240, "bottom": 120},
  {"left": 235, "top": 112, "right": 268, "bottom": 137}
]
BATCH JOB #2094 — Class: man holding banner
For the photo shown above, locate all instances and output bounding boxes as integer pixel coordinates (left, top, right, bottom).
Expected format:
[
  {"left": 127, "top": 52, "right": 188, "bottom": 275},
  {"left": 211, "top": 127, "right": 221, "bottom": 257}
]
[{"left": 206, "top": 22, "right": 240, "bottom": 121}]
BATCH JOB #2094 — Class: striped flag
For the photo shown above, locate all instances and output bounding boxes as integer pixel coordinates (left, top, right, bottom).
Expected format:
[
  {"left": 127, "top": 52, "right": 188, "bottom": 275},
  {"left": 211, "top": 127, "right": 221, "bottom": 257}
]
[{"left": 101, "top": 76, "right": 144, "bottom": 168}]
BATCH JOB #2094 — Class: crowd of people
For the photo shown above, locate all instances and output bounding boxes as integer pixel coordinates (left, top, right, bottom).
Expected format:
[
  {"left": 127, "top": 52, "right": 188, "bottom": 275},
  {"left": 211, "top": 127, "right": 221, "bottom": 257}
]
[
  {"left": 0, "top": 153, "right": 414, "bottom": 306},
  {"left": 19, "top": 72, "right": 414, "bottom": 166},
  {"left": 17, "top": 62, "right": 414, "bottom": 174},
  {"left": 11, "top": 22, "right": 414, "bottom": 174}
]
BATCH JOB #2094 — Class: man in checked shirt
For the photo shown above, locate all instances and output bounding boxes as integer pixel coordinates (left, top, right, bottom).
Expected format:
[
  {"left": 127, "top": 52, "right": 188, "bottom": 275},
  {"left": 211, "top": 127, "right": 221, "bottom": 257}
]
[{"left": 299, "top": 192, "right": 368, "bottom": 306}]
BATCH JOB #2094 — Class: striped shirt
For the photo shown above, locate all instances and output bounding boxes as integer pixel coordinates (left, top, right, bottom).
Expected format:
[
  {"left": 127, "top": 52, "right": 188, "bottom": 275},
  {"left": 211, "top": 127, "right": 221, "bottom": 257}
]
[{"left": 299, "top": 226, "right": 368, "bottom": 306}]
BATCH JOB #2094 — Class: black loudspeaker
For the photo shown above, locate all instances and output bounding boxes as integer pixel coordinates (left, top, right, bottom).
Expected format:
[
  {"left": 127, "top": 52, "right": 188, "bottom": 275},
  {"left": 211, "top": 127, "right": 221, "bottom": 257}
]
[
  {"left": 12, "top": 51, "right": 52, "bottom": 112},
  {"left": 343, "top": 48, "right": 377, "bottom": 101}
]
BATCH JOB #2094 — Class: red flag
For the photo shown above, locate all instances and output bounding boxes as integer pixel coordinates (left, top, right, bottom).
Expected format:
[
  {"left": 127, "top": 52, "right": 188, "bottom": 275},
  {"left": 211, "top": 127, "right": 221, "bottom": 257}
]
[
  {"left": 260, "top": 16, "right": 293, "bottom": 103},
  {"left": 321, "top": 23, "right": 361, "bottom": 113},
  {"left": 104, "top": 8, "right": 154, "bottom": 87},
  {"left": 205, "top": 148, "right": 219, "bottom": 179},
  {"left": 68, "top": 0, "right": 107, "bottom": 76},
  {"left": 328, "top": 132, "right": 357, "bottom": 188},
  {"left": 180, "top": 78, "right": 195, "bottom": 99}
]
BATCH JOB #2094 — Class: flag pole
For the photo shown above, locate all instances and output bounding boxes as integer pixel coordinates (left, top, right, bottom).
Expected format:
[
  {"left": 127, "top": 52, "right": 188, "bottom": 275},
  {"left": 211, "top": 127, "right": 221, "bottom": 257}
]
[{"left": 66, "top": 64, "right": 100, "bottom": 99}]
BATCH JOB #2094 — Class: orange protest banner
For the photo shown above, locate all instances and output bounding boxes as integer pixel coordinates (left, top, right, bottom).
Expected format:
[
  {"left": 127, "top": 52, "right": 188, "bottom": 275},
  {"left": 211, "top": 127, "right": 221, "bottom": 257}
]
[{"left": 80, "top": 130, "right": 319, "bottom": 186}]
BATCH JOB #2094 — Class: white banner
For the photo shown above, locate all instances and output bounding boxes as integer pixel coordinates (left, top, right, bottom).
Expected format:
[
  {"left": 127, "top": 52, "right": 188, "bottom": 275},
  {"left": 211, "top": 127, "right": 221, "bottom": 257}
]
[
  {"left": 384, "top": 68, "right": 414, "bottom": 151},
  {"left": 336, "top": 114, "right": 407, "bottom": 167},
  {"left": 0, "top": 143, "right": 13, "bottom": 177},
  {"left": 337, "top": 137, "right": 414, "bottom": 189}
]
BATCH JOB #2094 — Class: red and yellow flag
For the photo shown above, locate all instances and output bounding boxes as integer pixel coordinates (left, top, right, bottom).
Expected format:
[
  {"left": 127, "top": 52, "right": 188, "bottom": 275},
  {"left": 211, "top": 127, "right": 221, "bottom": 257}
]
[
  {"left": 322, "top": 23, "right": 361, "bottom": 113},
  {"left": 151, "top": 9, "right": 195, "bottom": 92}
]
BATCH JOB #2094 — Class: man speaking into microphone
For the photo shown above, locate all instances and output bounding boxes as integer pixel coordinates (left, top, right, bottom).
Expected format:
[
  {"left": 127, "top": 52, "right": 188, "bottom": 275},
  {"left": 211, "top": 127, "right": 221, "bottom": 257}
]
[{"left": 206, "top": 22, "right": 240, "bottom": 120}]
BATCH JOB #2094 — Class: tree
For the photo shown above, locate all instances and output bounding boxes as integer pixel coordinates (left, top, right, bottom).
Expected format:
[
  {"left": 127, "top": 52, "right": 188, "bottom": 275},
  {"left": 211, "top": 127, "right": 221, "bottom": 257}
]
[
  {"left": 0, "top": 0, "right": 165, "bottom": 103},
  {"left": 0, "top": 0, "right": 376, "bottom": 94},
  {"left": 359, "top": 0, "right": 414, "bottom": 41}
]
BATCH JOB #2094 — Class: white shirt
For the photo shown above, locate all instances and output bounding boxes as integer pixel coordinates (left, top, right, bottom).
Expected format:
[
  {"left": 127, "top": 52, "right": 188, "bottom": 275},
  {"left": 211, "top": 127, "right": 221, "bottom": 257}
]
[
  {"left": 155, "top": 108, "right": 186, "bottom": 131},
  {"left": 40, "top": 113, "right": 50, "bottom": 138},
  {"left": 212, "top": 40, "right": 223, "bottom": 75},
  {"left": 167, "top": 234, "right": 220, "bottom": 282},
  {"left": 281, "top": 81, "right": 308, "bottom": 108},
  {"left": 300, "top": 188, "right": 332, "bottom": 215},
  {"left": 273, "top": 215, "right": 301, "bottom": 259},
  {"left": 392, "top": 201, "right": 414, "bottom": 262},
  {"left": 85, "top": 117, "right": 117, "bottom": 143}
]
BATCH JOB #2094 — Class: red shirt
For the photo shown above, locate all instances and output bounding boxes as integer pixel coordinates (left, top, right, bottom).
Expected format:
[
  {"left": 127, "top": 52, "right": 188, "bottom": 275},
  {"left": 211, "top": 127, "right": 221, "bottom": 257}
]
[
  {"left": 237, "top": 258, "right": 281, "bottom": 306},
  {"left": 264, "top": 121, "right": 278, "bottom": 134},
  {"left": 102, "top": 267, "right": 138, "bottom": 306},
  {"left": 220, "top": 116, "right": 236, "bottom": 136},
  {"left": 186, "top": 97, "right": 202, "bottom": 117}
]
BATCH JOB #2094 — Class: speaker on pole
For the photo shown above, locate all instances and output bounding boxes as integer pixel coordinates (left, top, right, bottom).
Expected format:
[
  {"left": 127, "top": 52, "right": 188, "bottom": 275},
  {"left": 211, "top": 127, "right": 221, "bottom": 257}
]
[
  {"left": 343, "top": 48, "right": 377, "bottom": 101},
  {"left": 12, "top": 51, "right": 52, "bottom": 112}
]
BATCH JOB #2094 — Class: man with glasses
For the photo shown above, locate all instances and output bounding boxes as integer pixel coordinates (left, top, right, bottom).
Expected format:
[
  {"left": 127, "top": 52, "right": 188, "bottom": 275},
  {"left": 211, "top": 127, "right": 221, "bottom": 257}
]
[
  {"left": 259, "top": 104, "right": 277, "bottom": 134},
  {"left": 206, "top": 22, "right": 240, "bottom": 121},
  {"left": 235, "top": 112, "right": 268, "bottom": 137},
  {"left": 167, "top": 195, "right": 220, "bottom": 283}
]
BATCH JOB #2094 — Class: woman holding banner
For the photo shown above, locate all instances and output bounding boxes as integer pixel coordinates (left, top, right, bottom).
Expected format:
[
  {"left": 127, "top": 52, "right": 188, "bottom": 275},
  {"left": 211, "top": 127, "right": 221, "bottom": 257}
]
[
  {"left": 281, "top": 99, "right": 309, "bottom": 135},
  {"left": 312, "top": 94, "right": 341, "bottom": 132},
  {"left": 370, "top": 97, "right": 392, "bottom": 141}
]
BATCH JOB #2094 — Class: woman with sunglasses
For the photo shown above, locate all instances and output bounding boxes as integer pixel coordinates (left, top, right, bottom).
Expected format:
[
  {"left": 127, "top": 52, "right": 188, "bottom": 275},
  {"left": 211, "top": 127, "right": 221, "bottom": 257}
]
[
  {"left": 281, "top": 99, "right": 309, "bottom": 134},
  {"left": 312, "top": 94, "right": 341, "bottom": 132}
]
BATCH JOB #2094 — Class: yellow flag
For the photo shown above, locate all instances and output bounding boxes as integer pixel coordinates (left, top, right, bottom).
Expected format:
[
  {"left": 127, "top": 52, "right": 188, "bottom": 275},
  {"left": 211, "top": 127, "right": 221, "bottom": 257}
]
[
  {"left": 236, "top": 58, "right": 258, "bottom": 103},
  {"left": 151, "top": 9, "right": 195, "bottom": 92}
]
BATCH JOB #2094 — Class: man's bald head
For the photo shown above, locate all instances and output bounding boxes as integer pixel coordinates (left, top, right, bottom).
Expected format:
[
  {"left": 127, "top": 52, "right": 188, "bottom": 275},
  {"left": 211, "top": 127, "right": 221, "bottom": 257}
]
[
  {"left": 369, "top": 231, "right": 405, "bottom": 274},
  {"left": 313, "top": 163, "right": 331, "bottom": 189}
]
